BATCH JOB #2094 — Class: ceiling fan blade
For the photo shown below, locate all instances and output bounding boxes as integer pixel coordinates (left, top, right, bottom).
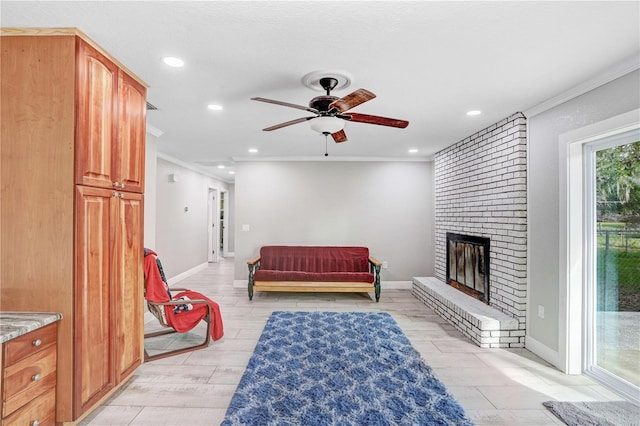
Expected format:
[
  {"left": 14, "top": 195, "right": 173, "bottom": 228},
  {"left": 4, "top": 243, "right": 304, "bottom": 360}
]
[
  {"left": 345, "top": 112, "right": 409, "bottom": 128},
  {"left": 251, "top": 97, "right": 319, "bottom": 114},
  {"left": 262, "top": 116, "right": 315, "bottom": 131},
  {"left": 331, "top": 129, "right": 348, "bottom": 143},
  {"left": 328, "top": 89, "right": 376, "bottom": 113}
]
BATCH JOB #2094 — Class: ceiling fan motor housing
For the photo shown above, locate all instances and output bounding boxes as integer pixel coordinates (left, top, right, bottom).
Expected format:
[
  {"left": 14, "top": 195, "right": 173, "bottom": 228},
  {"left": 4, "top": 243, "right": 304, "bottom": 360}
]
[{"left": 309, "top": 95, "right": 339, "bottom": 114}]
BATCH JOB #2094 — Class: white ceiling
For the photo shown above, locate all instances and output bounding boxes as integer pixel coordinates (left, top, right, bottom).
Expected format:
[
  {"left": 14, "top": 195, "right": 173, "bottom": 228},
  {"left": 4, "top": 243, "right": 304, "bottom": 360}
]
[{"left": 3, "top": 1, "right": 639, "bottom": 182}]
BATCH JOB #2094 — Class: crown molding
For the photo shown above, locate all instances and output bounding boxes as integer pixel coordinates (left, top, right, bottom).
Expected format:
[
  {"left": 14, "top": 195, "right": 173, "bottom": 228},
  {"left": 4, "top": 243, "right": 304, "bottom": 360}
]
[
  {"left": 156, "top": 152, "right": 234, "bottom": 184},
  {"left": 525, "top": 55, "right": 640, "bottom": 118}
]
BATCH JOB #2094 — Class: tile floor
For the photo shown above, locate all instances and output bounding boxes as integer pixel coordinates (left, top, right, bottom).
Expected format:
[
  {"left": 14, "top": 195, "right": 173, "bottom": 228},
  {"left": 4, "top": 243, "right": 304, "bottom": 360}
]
[{"left": 80, "top": 258, "right": 624, "bottom": 425}]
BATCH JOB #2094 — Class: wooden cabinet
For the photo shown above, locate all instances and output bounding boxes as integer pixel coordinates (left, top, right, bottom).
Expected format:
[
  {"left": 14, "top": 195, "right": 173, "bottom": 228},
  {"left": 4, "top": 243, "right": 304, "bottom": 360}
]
[
  {"left": 116, "top": 70, "right": 147, "bottom": 193},
  {"left": 112, "top": 191, "right": 145, "bottom": 382},
  {"left": 74, "top": 187, "right": 144, "bottom": 412},
  {"left": 75, "top": 39, "right": 146, "bottom": 193},
  {"left": 2, "top": 324, "right": 58, "bottom": 426},
  {"left": 0, "top": 28, "right": 146, "bottom": 424}
]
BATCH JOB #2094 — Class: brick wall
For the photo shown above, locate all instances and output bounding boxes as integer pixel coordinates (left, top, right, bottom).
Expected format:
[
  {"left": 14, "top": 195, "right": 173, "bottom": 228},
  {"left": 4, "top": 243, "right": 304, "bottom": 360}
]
[{"left": 433, "top": 112, "right": 527, "bottom": 335}]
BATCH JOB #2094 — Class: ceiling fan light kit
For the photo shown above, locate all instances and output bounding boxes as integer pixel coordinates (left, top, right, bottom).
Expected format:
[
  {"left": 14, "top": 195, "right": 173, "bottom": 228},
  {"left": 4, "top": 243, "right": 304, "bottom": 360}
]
[
  {"left": 310, "top": 116, "right": 345, "bottom": 134},
  {"left": 251, "top": 71, "right": 409, "bottom": 146}
]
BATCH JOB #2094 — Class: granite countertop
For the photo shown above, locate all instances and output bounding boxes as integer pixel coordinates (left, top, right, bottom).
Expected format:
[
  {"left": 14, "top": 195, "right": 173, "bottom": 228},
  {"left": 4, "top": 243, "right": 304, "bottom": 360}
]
[{"left": 0, "top": 312, "right": 63, "bottom": 344}]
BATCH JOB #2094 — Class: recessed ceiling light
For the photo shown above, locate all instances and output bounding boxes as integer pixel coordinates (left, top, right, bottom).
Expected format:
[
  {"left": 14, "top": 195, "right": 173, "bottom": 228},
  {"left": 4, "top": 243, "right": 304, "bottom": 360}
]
[
  {"left": 466, "top": 110, "right": 482, "bottom": 116},
  {"left": 162, "top": 56, "right": 184, "bottom": 67},
  {"left": 228, "top": 171, "right": 235, "bottom": 175},
  {"left": 409, "top": 148, "right": 418, "bottom": 154},
  {"left": 248, "top": 148, "right": 258, "bottom": 153},
  {"left": 217, "top": 165, "right": 225, "bottom": 169},
  {"left": 207, "top": 104, "right": 223, "bottom": 111}
]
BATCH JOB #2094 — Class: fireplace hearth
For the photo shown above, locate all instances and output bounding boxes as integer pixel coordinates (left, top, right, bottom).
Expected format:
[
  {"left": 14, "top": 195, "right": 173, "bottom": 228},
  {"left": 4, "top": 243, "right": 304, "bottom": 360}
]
[{"left": 446, "top": 233, "right": 490, "bottom": 303}]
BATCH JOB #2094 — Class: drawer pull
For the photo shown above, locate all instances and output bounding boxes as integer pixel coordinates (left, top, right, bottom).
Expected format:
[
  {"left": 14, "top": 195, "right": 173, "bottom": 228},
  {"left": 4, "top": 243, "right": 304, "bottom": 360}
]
[
  {"left": 32, "top": 339, "right": 42, "bottom": 347},
  {"left": 32, "top": 373, "right": 41, "bottom": 381},
  {"left": 31, "top": 420, "right": 40, "bottom": 426}
]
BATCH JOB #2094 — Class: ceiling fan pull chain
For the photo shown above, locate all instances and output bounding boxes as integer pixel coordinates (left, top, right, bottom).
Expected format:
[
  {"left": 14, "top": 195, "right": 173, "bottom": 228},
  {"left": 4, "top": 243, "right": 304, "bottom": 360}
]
[{"left": 324, "top": 133, "right": 329, "bottom": 157}]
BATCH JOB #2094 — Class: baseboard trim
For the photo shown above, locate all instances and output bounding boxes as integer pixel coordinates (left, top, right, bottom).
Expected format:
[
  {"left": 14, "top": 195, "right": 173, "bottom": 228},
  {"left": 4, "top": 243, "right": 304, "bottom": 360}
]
[
  {"left": 383, "top": 281, "right": 413, "bottom": 289},
  {"left": 525, "top": 334, "right": 563, "bottom": 372},
  {"left": 167, "top": 262, "right": 209, "bottom": 286}
]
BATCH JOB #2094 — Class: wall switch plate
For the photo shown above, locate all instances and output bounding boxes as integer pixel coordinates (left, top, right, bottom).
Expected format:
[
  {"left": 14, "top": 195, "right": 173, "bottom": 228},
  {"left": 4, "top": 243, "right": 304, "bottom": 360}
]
[
  {"left": 382, "top": 261, "right": 388, "bottom": 269},
  {"left": 242, "top": 224, "right": 250, "bottom": 232},
  {"left": 538, "top": 305, "right": 545, "bottom": 319}
]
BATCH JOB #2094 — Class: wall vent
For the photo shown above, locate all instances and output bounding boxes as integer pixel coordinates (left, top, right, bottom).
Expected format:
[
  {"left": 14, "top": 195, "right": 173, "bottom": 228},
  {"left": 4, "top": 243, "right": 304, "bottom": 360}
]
[{"left": 146, "top": 101, "right": 158, "bottom": 111}]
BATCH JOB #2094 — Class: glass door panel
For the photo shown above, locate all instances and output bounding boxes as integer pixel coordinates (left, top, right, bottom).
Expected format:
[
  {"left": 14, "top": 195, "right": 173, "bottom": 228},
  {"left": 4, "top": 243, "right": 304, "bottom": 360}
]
[{"left": 592, "top": 140, "right": 640, "bottom": 391}]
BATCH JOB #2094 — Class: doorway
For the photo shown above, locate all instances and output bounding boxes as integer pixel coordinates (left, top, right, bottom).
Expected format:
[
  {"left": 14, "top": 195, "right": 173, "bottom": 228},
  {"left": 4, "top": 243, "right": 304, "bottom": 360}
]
[
  {"left": 207, "top": 187, "right": 228, "bottom": 262},
  {"left": 584, "top": 134, "right": 639, "bottom": 401},
  {"left": 207, "top": 188, "right": 219, "bottom": 262},
  {"left": 219, "top": 190, "right": 228, "bottom": 258}
]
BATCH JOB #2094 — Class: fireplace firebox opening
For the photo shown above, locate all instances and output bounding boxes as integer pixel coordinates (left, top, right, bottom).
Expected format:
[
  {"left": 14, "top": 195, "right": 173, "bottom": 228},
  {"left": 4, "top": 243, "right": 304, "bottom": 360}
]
[{"left": 446, "top": 233, "right": 490, "bottom": 304}]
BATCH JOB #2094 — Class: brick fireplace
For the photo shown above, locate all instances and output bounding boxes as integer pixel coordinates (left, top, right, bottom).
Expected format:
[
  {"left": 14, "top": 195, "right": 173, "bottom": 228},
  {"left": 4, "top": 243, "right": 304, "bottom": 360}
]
[
  {"left": 446, "top": 233, "right": 490, "bottom": 303},
  {"left": 413, "top": 112, "right": 527, "bottom": 348}
]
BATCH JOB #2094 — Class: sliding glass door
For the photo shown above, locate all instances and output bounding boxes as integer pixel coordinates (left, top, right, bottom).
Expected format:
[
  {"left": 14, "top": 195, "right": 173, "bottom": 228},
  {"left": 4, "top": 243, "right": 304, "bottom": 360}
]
[{"left": 585, "top": 135, "right": 639, "bottom": 401}]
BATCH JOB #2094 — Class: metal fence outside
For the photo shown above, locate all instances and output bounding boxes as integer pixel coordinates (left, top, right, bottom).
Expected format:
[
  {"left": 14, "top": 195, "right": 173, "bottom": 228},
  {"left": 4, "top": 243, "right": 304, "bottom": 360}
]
[{"left": 597, "top": 228, "right": 640, "bottom": 312}]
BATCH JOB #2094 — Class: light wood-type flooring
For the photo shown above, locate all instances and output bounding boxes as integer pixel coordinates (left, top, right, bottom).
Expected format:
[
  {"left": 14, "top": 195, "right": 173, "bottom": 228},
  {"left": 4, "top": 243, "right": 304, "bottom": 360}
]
[{"left": 80, "top": 258, "right": 623, "bottom": 425}]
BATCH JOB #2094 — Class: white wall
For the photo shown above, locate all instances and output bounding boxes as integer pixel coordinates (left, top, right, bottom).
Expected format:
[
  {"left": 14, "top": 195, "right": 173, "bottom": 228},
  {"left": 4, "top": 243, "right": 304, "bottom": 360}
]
[
  {"left": 527, "top": 69, "right": 639, "bottom": 365},
  {"left": 143, "top": 134, "right": 158, "bottom": 249},
  {"left": 154, "top": 156, "right": 231, "bottom": 279},
  {"left": 234, "top": 161, "right": 434, "bottom": 282}
]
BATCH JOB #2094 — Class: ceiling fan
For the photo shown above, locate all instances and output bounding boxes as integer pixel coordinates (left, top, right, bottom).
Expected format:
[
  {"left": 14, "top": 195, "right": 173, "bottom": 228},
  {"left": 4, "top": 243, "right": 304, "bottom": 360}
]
[{"left": 251, "top": 77, "right": 409, "bottom": 143}]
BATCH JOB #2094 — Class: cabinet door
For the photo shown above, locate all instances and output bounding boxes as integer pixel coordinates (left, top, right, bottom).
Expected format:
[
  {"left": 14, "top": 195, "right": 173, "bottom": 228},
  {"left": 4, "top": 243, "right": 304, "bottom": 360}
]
[
  {"left": 113, "top": 191, "right": 144, "bottom": 381},
  {"left": 75, "top": 38, "right": 118, "bottom": 190},
  {"left": 75, "top": 186, "right": 115, "bottom": 415},
  {"left": 115, "top": 71, "right": 146, "bottom": 193}
]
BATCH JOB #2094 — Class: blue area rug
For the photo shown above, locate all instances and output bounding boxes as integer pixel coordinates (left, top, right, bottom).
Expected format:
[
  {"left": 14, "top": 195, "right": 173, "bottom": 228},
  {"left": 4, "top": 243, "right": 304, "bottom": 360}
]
[{"left": 222, "top": 311, "right": 473, "bottom": 425}]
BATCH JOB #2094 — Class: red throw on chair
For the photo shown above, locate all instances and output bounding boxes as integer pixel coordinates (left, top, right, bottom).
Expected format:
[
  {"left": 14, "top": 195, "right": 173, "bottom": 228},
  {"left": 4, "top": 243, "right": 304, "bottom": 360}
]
[{"left": 143, "top": 249, "right": 224, "bottom": 341}]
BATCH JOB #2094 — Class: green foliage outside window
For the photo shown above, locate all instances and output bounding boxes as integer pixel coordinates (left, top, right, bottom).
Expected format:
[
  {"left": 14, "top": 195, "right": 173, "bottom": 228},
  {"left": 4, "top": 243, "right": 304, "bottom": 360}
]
[{"left": 596, "top": 141, "right": 640, "bottom": 312}]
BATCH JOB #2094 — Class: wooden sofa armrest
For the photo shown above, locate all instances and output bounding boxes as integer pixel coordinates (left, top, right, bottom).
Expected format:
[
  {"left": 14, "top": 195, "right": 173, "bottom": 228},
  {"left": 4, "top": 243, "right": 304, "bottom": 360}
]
[
  {"left": 368, "top": 256, "right": 382, "bottom": 302},
  {"left": 247, "top": 255, "right": 261, "bottom": 301}
]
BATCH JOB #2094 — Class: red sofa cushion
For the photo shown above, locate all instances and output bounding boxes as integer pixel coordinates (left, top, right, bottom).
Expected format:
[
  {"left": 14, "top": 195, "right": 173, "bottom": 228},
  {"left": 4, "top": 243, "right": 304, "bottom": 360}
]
[{"left": 259, "top": 246, "right": 370, "bottom": 273}]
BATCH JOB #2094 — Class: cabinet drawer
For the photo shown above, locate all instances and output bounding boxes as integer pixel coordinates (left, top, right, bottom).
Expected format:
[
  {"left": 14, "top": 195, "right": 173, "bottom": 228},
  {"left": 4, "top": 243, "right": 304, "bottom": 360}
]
[
  {"left": 2, "top": 386, "right": 55, "bottom": 426},
  {"left": 4, "top": 324, "right": 56, "bottom": 366},
  {"left": 3, "top": 346, "right": 56, "bottom": 417}
]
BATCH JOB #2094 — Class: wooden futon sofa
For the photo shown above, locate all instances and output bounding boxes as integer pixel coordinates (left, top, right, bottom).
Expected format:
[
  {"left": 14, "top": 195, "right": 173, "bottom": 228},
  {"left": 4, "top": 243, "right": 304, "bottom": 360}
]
[{"left": 247, "top": 246, "right": 382, "bottom": 301}]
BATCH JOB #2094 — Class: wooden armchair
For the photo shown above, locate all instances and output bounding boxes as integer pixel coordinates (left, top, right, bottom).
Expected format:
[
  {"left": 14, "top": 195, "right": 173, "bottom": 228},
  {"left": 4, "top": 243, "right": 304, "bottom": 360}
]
[
  {"left": 143, "top": 249, "right": 224, "bottom": 362},
  {"left": 144, "top": 289, "right": 213, "bottom": 362}
]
